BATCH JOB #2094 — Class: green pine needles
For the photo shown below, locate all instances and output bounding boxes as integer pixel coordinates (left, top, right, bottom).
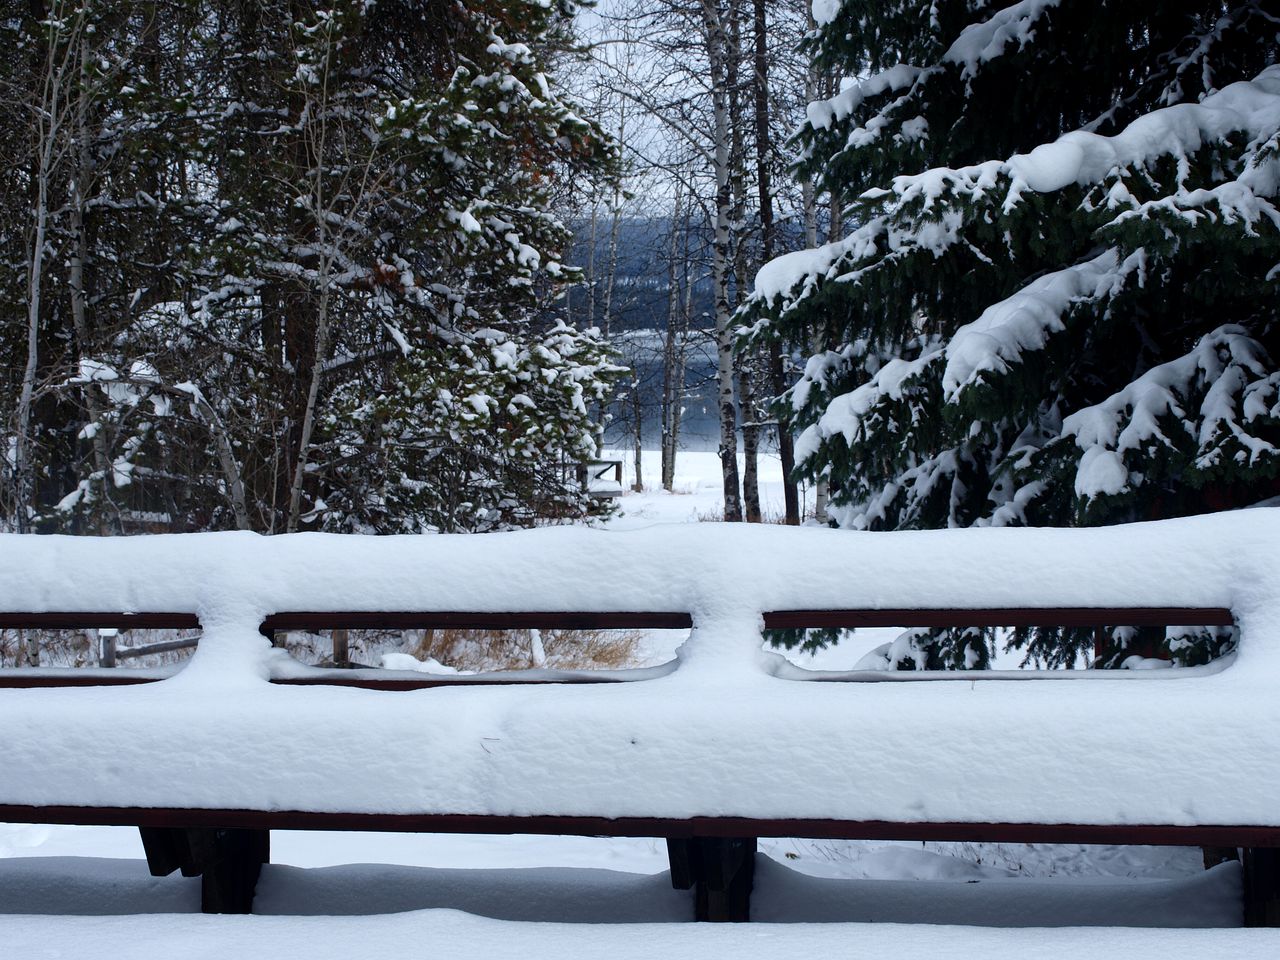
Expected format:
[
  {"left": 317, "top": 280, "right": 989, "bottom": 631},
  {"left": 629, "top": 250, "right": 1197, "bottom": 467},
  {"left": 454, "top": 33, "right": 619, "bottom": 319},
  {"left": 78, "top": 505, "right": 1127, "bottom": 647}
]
[
  {"left": 1, "top": 0, "right": 621, "bottom": 535},
  {"left": 747, "top": 0, "right": 1280, "bottom": 667}
]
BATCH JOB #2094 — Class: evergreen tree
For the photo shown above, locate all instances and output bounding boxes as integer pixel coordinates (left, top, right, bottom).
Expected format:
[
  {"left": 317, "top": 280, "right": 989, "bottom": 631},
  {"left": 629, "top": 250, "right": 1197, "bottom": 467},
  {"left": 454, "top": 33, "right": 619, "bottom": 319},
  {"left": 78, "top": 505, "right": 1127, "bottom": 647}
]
[
  {"left": 2, "top": 0, "right": 620, "bottom": 535},
  {"left": 748, "top": 0, "right": 1280, "bottom": 667}
]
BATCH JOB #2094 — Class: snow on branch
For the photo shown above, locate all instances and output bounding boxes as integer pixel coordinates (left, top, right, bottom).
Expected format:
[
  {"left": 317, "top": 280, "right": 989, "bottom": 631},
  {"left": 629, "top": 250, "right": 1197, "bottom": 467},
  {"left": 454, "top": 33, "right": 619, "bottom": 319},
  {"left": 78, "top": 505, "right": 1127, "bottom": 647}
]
[
  {"left": 750, "top": 219, "right": 887, "bottom": 307},
  {"left": 943, "top": 248, "right": 1147, "bottom": 400},
  {"left": 943, "top": 0, "right": 1061, "bottom": 80},
  {"left": 891, "top": 65, "right": 1280, "bottom": 208},
  {"left": 804, "top": 65, "right": 931, "bottom": 133},
  {"left": 788, "top": 343, "right": 942, "bottom": 471},
  {"left": 1062, "top": 324, "right": 1280, "bottom": 501},
  {"left": 752, "top": 67, "right": 1279, "bottom": 325},
  {"left": 810, "top": 0, "right": 843, "bottom": 27}
]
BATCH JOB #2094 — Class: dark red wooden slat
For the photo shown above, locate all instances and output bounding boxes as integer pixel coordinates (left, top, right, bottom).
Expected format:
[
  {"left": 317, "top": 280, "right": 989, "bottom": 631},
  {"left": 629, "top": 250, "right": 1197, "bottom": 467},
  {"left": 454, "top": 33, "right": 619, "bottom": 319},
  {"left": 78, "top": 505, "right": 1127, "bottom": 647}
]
[
  {"left": 0, "top": 607, "right": 1234, "bottom": 689},
  {"left": 261, "top": 611, "right": 694, "bottom": 631},
  {"left": 0, "top": 608, "right": 1233, "bottom": 632},
  {"left": 763, "top": 608, "right": 1235, "bottom": 629},
  {"left": 0, "top": 804, "right": 1275, "bottom": 846},
  {"left": 273, "top": 676, "right": 621, "bottom": 690},
  {"left": 0, "top": 675, "right": 620, "bottom": 690},
  {"left": 0, "top": 674, "right": 159, "bottom": 688},
  {"left": 0, "top": 612, "right": 200, "bottom": 630}
]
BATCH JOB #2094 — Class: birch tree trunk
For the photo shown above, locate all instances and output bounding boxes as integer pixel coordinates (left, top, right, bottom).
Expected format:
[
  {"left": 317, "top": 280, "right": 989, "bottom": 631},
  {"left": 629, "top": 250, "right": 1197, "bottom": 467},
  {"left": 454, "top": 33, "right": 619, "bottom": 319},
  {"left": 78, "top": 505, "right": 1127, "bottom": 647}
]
[
  {"left": 585, "top": 198, "right": 599, "bottom": 328},
  {"left": 660, "top": 187, "right": 685, "bottom": 491},
  {"left": 631, "top": 371, "right": 643, "bottom": 492},
  {"left": 15, "top": 1, "right": 83, "bottom": 532},
  {"left": 285, "top": 20, "right": 341, "bottom": 533},
  {"left": 754, "top": 0, "right": 799, "bottom": 525},
  {"left": 601, "top": 99, "right": 625, "bottom": 342},
  {"left": 16, "top": 171, "right": 49, "bottom": 534},
  {"left": 286, "top": 283, "right": 331, "bottom": 532},
  {"left": 671, "top": 242, "right": 693, "bottom": 485},
  {"left": 699, "top": 0, "right": 742, "bottom": 522},
  {"left": 727, "top": 0, "right": 760, "bottom": 523}
]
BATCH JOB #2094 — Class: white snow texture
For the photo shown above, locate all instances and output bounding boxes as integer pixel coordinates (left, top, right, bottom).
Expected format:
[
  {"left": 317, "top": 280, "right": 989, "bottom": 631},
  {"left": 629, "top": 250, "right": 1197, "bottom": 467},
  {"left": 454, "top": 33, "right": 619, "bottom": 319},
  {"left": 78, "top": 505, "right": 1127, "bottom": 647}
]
[{"left": 1, "top": 514, "right": 1279, "bottom": 828}]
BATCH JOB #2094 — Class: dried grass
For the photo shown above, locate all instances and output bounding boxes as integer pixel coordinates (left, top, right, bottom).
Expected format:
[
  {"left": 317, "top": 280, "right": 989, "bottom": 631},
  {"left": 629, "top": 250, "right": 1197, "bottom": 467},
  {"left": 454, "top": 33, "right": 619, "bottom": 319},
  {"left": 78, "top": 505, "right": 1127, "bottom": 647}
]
[
  {"left": 404, "top": 627, "right": 641, "bottom": 672},
  {"left": 3, "top": 625, "right": 641, "bottom": 674},
  {"left": 278, "top": 627, "right": 641, "bottom": 672}
]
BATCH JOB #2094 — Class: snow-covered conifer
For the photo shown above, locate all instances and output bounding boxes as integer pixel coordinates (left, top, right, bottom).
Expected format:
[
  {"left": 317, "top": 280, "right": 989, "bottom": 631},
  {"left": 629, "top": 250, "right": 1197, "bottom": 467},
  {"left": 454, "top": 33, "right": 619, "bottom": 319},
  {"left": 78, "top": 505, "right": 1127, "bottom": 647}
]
[
  {"left": 1, "top": 0, "right": 620, "bottom": 535},
  {"left": 748, "top": 1, "right": 1279, "bottom": 666}
]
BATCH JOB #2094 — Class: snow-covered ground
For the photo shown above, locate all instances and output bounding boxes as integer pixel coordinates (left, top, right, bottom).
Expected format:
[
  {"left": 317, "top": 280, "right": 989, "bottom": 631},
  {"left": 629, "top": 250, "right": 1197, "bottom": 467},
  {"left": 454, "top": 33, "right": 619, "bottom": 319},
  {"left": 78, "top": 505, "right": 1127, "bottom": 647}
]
[
  {"left": 601, "top": 447, "right": 808, "bottom": 527},
  {"left": 0, "top": 825, "right": 1249, "bottom": 927},
  {"left": 9, "top": 910, "right": 1279, "bottom": 960},
  {"left": 2, "top": 452, "right": 1273, "bottom": 954}
]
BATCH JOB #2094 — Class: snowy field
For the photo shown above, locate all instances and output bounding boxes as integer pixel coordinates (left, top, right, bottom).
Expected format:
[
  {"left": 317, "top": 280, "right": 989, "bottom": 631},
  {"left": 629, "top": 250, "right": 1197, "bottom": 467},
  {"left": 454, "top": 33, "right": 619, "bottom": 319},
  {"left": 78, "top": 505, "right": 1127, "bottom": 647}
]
[
  {"left": 3, "top": 451, "right": 1277, "bottom": 955},
  {"left": 600, "top": 447, "right": 807, "bottom": 527}
]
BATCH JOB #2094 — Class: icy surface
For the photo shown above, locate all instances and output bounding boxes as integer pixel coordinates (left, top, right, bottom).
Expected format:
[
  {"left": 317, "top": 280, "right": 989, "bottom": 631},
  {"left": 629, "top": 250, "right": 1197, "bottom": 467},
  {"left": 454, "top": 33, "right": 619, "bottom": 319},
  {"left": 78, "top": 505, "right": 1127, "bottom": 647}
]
[{"left": 1, "top": 511, "right": 1279, "bottom": 824}]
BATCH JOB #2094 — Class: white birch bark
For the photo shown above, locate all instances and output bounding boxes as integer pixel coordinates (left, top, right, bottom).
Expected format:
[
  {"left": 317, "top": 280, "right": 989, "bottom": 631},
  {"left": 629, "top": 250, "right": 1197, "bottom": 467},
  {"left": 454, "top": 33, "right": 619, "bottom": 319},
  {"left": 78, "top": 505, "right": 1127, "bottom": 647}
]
[
  {"left": 14, "top": 5, "right": 83, "bottom": 532},
  {"left": 660, "top": 185, "right": 685, "bottom": 491},
  {"left": 699, "top": 0, "right": 742, "bottom": 522}
]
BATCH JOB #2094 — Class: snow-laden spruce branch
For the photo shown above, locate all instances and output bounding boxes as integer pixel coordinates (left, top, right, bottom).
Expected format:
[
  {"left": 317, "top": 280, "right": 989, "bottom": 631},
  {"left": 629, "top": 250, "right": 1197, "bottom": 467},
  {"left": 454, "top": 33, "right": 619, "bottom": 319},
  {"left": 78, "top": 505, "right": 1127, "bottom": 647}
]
[
  {"left": 1061, "top": 324, "right": 1280, "bottom": 502},
  {"left": 753, "top": 65, "right": 1280, "bottom": 315}
]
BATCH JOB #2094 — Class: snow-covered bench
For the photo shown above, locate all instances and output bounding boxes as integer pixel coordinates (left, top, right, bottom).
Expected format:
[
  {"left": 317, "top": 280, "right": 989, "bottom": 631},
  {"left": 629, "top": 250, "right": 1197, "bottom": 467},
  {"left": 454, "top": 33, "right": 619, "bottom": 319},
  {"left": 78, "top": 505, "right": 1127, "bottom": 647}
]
[{"left": 1, "top": 516, "right": 1279, "bottom": 922}]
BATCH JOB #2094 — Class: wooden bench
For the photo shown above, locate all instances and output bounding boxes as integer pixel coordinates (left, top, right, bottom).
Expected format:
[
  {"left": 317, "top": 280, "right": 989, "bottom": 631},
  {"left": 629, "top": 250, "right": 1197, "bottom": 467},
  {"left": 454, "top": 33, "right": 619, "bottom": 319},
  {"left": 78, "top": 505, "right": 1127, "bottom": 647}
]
[{"left": 4, "top": 603, "right": 1278, "bottom": 924}]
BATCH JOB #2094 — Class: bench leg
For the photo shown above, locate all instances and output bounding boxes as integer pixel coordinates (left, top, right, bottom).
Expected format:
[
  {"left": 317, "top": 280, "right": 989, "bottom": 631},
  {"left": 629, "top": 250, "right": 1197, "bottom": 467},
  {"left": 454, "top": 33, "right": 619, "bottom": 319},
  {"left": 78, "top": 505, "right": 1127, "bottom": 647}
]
[
  {"left": 139, "top": 826, "right": 193, "bottom": 877},
  {"left": 200, "top": 828, "right": 269, "bottom": 914},
  {"left": 666, "top": 836, "right": 756, "bottom": 922},
  {"left": 1243, "top": 847, "right": 1280, "bottom": 927},
  {"left": 138, "top": 826, "right": 269, "bottom": 914}
]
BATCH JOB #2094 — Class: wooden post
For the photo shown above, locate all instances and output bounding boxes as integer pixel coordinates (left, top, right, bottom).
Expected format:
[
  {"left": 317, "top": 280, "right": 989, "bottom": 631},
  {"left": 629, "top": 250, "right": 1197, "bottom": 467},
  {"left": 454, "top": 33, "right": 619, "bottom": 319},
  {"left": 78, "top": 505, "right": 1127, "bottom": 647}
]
[
  {"left": 138, "top": 826, "right": 269, "bottom": 913},
  {"left": 332, "top": 628, "right": 349, "bottom": 668},
  {"left": 201, "top": 828, "right": 270, "bottom": 914},
  {"left": 667, "top": 836, "right": 756, "bottom": 921},
  {"left": 1243, "top": 847, "right": 1280, "bottom": 926},
  {"left": 1203, "top": 846, "right": 1239, "bottom": 869},
  {"left": 139, "top": 827, "right": 193, "bottom": 877},
  {"left": 99, "top": 629, "right": 117, "bottom": 668}
]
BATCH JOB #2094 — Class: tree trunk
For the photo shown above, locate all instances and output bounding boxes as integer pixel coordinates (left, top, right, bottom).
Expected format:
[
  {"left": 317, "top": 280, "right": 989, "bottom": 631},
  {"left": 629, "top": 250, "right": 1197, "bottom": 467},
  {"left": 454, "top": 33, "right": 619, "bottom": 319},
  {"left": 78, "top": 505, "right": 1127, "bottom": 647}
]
[
  {"left": 632, "top": 371, "right": 643, "bottom": 492},
  {"left": 286, "top": 285, "right": 331, "bottom": 533},
  {"left": 16, "top": 173, "right": 49, "bottom": 534},
  {"left": 660, "top": 199, "right": 681, "bottom": 491},
  {"left": 69, "top": 33, "right": 117, "bottom": 533},
  {"left": 753, "top": 0, "right": 798, "bottom": 525},
  {"left": 585, "top": 199, "right": 599, "bottom": 328},
  {"left": 669, "top": 234, "right": 693, "bottom": 490},
  {"left": 727, "top": 0, "right": 759, "bottom": 523},
  {"left": 700, "top": 0, "right": 742, "bottom": 522},
  {"left": 602, "top": 102, "right": 625, "bottom": 342},
  {"left": 661, "top": 186, "right": 692, "bottom": 493},
  {"left": 802, "top": 11, "right": 829, "bottom": 522},
  {"left": 739, "top": 362, "right": 761, "bottom": 522}
]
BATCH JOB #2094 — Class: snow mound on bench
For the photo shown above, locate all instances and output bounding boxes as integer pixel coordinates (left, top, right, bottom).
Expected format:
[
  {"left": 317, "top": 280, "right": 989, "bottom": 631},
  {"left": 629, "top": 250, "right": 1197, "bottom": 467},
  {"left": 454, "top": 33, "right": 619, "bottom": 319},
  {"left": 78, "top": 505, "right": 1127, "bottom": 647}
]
[{"left": 1, "top": 512, "right": 1279, "bottom": 825}]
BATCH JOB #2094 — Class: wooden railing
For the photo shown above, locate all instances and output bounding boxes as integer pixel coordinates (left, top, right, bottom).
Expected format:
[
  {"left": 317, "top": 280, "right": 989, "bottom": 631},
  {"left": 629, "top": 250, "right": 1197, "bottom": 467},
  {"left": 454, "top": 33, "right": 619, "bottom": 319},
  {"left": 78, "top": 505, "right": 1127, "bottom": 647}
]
[
  {"left": 1, "top": 603, "right": 1277, "bottom": 923},
  {"left": 0, "top": 606, "right": 1235, "bottom": 689}
]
